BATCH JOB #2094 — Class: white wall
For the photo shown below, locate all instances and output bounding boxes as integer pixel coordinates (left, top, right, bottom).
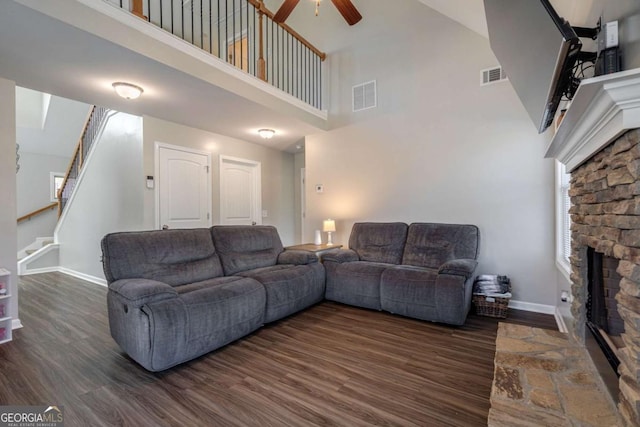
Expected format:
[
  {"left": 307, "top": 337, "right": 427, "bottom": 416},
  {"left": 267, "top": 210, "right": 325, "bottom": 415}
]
[
  {"left": 0, "top": 77, "right": 18, "bottom": 324},
  {"left": 57, "top": 112, "right": 144, "bottom": 280},
  {"left": 16, "top": 152, "right": 69, "bottom": 250},
  {"left": 304, "top": 1, "right": 558, "bottom": 306},
  {"left": 142, "top": 116, "right": 296, "bottom": 245}
]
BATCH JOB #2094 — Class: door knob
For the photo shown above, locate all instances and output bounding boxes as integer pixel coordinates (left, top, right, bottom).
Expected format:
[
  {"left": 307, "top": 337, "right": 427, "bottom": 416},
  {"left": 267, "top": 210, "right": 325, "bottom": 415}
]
[{"left": 162, "top": 225, "right": 169, "bottom": 230}]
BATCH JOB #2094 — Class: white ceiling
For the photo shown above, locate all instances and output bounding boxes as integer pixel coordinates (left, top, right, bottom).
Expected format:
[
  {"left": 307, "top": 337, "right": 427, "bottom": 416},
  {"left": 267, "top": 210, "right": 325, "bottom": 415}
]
[
  {"left": 416, "top": 0, "right": 595, "bottom": 39},
  {"left": 417, "top": 0, "right": 488, "bottom": 37},
  {"left": 0, "top": 0, "right": 594, "bottom": 156}
]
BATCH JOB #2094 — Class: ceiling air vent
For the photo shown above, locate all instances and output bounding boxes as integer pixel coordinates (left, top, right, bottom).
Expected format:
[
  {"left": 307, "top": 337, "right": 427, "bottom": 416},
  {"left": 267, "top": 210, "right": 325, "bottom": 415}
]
[
  {"left": 353, "top": 80, "right": 377, "bottom": 112},
  {"left": 481, "top": 66, "right": 507, "bottom": 86}
]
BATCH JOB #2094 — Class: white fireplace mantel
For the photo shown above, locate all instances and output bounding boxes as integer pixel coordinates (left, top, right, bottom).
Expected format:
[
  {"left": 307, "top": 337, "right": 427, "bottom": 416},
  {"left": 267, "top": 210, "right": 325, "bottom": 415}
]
[{"left": 545, "top": 68, "right": 640, "bottom": 172}]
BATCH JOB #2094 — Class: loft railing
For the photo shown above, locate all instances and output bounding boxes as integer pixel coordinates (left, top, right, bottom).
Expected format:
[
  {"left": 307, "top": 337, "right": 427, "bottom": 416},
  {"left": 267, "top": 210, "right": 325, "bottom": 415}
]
[
  {"left": 109, "top": 0, "right": 325, "bottom": 110},
  {"left": 57, "top": 106, "right": 109, "bottom": 216}
]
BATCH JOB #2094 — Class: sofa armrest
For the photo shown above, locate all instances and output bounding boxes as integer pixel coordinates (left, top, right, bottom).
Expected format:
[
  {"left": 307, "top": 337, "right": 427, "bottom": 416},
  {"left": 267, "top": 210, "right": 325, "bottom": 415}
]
[
  {"left": 322, "top": 249, "right": 359, "bottom": 263},
  {"left": 278, "top": 250, "right": 319, "bottom": 265},
  {"left": 438, "top": 258, "right": 478, "bottom": 280},
  {"left": 109, "top": 278, "right": 179, "bottom": 307}
]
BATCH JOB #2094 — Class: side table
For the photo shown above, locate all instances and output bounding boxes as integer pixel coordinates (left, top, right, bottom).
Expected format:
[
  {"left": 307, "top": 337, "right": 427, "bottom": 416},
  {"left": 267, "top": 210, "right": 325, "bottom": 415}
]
[{"left": 285, "top": 243, "right": 343, "bottom": 258}]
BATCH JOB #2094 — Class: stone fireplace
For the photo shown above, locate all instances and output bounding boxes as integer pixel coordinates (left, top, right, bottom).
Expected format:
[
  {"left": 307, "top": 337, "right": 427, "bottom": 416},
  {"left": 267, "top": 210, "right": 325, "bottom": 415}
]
[
  {"left": 545, "top": 70, "right": 640, "bottom": 426},
  {"left": 569, "top": 129, "right": 640, "bottom": 424}
]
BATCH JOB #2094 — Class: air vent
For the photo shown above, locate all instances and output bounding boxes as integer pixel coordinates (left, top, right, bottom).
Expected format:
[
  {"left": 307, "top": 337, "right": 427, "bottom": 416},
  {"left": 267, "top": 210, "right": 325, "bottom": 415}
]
[
  {"left": 481, "top": 66, "right": 507, "bottom": 86},
  {"left": 353, "top": 80, "right": 377, "bottom": 112}
]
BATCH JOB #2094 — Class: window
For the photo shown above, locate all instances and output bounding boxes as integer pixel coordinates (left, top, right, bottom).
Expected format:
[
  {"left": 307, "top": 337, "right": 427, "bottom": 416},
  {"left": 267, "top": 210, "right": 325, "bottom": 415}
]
[
  {"left": 555, "top": 160, "right": 571, "bottom": 280},
  {"left": 50, "top": 172, "right": 65, "bottom": 202}
]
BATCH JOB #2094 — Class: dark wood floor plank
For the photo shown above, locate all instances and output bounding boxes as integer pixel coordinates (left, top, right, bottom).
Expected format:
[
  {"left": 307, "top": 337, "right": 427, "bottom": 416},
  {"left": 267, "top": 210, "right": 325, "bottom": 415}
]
[{"left": 0, "top": 272, "right": 558, "bottom": 426}]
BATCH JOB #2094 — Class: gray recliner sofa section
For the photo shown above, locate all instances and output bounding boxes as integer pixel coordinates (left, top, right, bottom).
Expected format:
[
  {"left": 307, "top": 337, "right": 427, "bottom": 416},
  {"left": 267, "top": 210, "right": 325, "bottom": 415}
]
[
  {"left": 323, "top": 222, "right": 479, "bottom": 326},
  {"left": 101, "top": 226, "right": 324, "bottom": 372}
]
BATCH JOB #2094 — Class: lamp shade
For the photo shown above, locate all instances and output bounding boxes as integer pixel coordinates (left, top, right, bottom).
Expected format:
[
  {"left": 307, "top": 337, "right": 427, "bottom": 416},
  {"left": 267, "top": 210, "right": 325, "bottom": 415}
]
[{"left": 322, "top": 219, "right": 336, "bottom": 232}]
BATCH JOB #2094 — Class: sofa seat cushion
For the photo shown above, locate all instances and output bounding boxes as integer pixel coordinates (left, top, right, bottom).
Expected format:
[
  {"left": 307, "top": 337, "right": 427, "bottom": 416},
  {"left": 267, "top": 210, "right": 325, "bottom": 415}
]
[
  {"left": 171, "top": 277, "right": 265, "bottom": 364},
  {"left": 325, "top": 261, "right": 392, "bottom": 310},
  {"left": 380, "top": 265, "right": 469, "bottom": 325},
  {"left": 238, "top": 263, "right": 325, "bottom": 323},
  {"left": 174, "top": 277, "right": 265, "bottom": 343},
  {"left": 380, "top": 266, "right": 438, "bottom": 310}
]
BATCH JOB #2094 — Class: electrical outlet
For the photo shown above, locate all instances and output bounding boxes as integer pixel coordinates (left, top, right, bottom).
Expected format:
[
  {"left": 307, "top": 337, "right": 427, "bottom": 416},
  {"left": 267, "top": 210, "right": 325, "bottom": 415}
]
[{"left": 262, "top": 210, "right": 268, "bottom": 218}]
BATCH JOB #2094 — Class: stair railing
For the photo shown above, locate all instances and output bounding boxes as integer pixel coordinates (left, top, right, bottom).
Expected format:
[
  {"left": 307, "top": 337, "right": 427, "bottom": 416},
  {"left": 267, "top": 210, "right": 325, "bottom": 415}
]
[
  {"left": 57, "top": 105, "right": 109, "bottom": 216},
  {"left": 115, "top": 0, "right": 325, "bottom": 110},
  {"left": 17, "top": 202, "right": 58, "bottom": 224}
]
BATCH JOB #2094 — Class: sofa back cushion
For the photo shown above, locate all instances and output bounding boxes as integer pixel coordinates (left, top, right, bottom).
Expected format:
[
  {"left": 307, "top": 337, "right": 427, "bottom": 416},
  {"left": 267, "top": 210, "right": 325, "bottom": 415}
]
[
  {"left": 101, "top": 228, "right": 224, "bottom": 286},
  {"left": 210, "top": 225, "right": 284, "bottom": 275},
  {"left": 402, "top": 223, "right": 479, "bottom": 269},
  {"left": 349, "top": 222, "right": 408, "bottom": 264}
]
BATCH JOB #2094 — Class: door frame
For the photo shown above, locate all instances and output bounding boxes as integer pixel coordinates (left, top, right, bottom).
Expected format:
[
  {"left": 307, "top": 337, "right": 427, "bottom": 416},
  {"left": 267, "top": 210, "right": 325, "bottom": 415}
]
[
  {"left": 219, "top": 155, "right": 261, "bottom": 226},
  {"left": 154, "top": 141, "right": 212, "bottom": 230}
]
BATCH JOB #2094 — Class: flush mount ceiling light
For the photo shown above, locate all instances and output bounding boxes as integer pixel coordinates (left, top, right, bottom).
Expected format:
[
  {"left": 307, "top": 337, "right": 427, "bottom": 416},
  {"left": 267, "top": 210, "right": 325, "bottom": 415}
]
[
  {"left": 112, "top": 82, "right": 144, "bottom": 100},
  {"left": 258, "top": 129, "right": 276, "bottom": 139}
]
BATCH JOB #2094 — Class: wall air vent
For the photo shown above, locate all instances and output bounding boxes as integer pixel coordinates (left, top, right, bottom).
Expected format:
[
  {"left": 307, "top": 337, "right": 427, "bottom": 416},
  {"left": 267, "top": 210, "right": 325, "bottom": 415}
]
[
  {"left": 353, "top": 80, "right": 377, "bottom": 112},
  {"left": 481, "top": 66, "right": 508, "bottom": 86}
]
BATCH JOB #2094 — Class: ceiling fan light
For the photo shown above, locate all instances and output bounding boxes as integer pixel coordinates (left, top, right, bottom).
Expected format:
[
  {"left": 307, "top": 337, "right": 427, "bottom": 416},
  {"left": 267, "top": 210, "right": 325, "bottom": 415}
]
[
  {"left": 258, "top": 129, "right": 276, "bottom": 139},
  {"left": 112, "top": 82, "right": 144, "bottom": 100}
]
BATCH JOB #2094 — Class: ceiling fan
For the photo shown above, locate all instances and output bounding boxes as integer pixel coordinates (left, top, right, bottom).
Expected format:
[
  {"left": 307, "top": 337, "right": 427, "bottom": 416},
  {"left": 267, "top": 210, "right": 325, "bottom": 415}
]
[{"left": 273, "top": 0, "right": 362, "bottom": 26}]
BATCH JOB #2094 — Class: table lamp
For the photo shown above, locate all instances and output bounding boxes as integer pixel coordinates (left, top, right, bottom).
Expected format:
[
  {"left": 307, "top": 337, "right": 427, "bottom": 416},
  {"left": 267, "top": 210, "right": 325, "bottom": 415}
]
[{"left": 323, "top": 219, "right": 336, "bottom": 246}]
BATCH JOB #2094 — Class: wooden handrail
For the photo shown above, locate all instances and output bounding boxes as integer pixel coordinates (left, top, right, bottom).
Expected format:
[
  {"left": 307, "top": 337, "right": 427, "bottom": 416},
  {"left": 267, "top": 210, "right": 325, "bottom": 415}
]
[
  {"left": 18, "top": 203, "right": 58, "bottom": 223},
  {"left": 248, "top": 0, "right": 327, "bottom": 61},
  {"left": 131, "top": 0, "right": 325, "bottom": 61}
]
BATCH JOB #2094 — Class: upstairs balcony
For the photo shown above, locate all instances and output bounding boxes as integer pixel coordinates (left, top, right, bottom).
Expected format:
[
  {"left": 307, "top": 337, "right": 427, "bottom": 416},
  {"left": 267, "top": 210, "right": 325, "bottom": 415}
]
[
  {"left": 0, "top": 0, "right": 328, "bottom": 151},
  {"left": 110, "top": 0, "right": 325, "bottom": 110}
]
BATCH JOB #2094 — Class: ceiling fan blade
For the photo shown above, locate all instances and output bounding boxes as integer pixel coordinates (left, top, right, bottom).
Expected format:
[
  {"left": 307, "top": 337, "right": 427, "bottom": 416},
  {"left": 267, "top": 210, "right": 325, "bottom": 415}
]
[
  {"left": 273, "top": 0, "right": 301, "bottom": 23},
  {"left": 330, "top": 0, "right": 362, "bottom": 26}
]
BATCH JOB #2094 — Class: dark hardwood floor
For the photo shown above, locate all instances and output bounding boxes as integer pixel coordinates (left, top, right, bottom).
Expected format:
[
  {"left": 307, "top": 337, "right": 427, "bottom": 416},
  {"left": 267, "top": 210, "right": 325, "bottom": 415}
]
[{"left": 0, "top": 272, "right": 557, "bottom": 426}]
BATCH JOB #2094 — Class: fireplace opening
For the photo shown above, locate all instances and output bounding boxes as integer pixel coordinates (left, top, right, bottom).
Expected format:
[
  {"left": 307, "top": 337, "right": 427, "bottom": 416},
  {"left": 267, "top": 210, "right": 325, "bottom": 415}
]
[{"left": 586, "top": 248, "right": 624, "bottom": 391}]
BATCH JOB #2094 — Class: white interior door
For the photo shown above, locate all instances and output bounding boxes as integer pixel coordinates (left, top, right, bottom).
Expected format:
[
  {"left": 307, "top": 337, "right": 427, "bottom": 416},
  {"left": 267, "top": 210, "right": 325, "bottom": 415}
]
[
  {"left": 220, "top": 155, "right": 261, "bottom": 225},
  {"left": 156, "top": 143, "right": 211, "bottom": 229}
]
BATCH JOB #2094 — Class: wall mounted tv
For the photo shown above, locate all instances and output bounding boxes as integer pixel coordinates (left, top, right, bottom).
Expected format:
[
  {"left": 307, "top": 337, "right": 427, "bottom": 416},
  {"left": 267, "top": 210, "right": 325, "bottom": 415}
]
[{"left": 484, "top": 0, "right": 583, "bottom": 133}]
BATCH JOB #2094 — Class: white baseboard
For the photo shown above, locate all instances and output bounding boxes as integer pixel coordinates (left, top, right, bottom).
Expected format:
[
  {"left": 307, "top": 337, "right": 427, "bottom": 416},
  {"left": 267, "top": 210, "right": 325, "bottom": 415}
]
[
  {"left": 19, "top": 266, "right": 107, "bottom": 287},
  {"left": 12, "top": 319, "right": 23, "bottom": 330},
  {"left": 507, "top": 300, "right": 568, "bottom": 332},
  {"left": 508, "top": 299, "right": 556, "bottom": 315},
  {"left": 58, "top": 267, "right": 107, "bottom": 287},
  {"left": 19, "top": 267, "right": 60, "bottom": 275}
]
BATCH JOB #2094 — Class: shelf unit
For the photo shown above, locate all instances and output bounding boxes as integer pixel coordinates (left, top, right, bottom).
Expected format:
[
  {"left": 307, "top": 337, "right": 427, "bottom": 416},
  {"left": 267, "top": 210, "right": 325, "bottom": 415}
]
[{"left": 0, "top": 268, "right": 12, "bottom": 344}]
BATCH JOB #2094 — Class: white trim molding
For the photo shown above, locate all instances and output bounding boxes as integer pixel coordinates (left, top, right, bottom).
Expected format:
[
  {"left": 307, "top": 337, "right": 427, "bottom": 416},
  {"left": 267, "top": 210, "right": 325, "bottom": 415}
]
[
  {"left": 554, "top": 307, "right": 569, "bottom": 334},
  {"left": 508, "top": 299, "right": 556, "bottom": 315},
  {"left": 545, "top": 68, "right": 640, "bottom": 172}
]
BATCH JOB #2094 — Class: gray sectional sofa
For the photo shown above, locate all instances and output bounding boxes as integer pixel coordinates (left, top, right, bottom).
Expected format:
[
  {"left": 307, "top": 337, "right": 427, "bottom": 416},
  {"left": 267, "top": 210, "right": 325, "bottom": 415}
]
[
  {"left": 101, "top": 222, "right": 479, "bottom": 371},
  {"left": 101, "top": 226, "right": 324, "bottom": 371},
  {"left": 324, "top": 222, "right": 480, "bottom": 325}
]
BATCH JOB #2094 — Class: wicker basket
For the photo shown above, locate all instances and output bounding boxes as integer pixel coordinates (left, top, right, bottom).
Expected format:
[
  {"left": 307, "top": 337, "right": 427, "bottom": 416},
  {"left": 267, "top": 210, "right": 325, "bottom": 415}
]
[{"left": 472, "top": 294, "right": 510, "bottom": 318}]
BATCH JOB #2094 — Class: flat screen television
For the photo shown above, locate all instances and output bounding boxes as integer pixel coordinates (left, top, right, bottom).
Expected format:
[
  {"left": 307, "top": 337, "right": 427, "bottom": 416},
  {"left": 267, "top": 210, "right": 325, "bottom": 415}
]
[{"left": 484, "top": 0, "right": 583, "bottom": 133}]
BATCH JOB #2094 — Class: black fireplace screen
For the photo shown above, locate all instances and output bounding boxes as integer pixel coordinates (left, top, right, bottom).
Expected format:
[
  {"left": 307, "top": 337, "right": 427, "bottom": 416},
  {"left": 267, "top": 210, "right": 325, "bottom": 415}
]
[{"left": 586, "top": 248, "right": 622, "bottom": 373}]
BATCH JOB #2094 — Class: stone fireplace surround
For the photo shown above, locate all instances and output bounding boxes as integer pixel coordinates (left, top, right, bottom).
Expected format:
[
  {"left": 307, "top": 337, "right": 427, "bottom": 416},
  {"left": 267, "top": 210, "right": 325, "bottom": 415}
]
[
  {"left": 545, "top": 68, "right": 640, "bottom": 426},
  {"left": 569, "top": 128, "right": 640, "bottom": 425}
]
